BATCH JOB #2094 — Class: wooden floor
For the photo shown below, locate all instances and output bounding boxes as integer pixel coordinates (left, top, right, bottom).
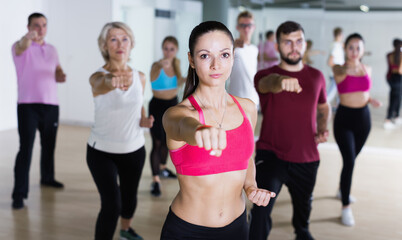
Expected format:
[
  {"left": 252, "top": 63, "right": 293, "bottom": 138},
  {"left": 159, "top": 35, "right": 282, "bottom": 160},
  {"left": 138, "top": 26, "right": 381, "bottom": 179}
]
[{"left": 1, "top": 106, "right": 402, "bottom": 240}]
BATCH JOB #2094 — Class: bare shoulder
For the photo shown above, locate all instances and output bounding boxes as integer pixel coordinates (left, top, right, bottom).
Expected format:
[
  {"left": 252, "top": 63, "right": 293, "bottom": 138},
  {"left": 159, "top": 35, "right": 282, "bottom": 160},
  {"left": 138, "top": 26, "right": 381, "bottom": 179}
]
[
  {"left": 231, "top": 96, "right": 257, "bottom": 121},
  {"left": 363, "top": 64, "right": 372, "bottom": 76},
  {"left": 163, "top": 99, "right": 197, "bottom": 121},
  {"left": 233, "top": 96, "right": 255, "bottom": 111},
  {"left": 151, "top": 61, "right": 162, "bottom": 71},
  {"left": 138, "top": 70, "right": 145, "bottom": 79}
]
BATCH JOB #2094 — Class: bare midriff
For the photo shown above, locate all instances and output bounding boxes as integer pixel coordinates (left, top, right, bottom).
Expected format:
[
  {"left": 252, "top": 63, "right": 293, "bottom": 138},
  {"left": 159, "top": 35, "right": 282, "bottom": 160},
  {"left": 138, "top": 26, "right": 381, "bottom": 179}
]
[{"left": 171, "top": 170, "right": 247, "bottom": 227}]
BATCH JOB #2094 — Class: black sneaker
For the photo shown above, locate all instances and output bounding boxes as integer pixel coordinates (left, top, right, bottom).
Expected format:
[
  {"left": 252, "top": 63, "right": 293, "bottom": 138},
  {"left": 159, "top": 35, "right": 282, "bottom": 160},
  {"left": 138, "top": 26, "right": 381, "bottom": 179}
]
[
  {"left": 160, "top": 168, "right": 177, "bottom": 179},
  {"left": 12, "top": 198, "right": 24, "bottom": 209},
  {"left": 150, "top": 182, "right": 161, "bottom": 197},
  {"left": 120, "top": 227, "right": 143, "bottom": 240},
  {"left": 41, "top": 180, "right": 64, "bottom": 188}
]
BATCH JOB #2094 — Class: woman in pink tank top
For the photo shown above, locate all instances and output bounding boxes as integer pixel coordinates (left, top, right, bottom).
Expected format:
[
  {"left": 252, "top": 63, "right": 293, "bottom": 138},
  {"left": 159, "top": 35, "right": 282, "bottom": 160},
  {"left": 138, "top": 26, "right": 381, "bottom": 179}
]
[
  {"left": 160, "top": 21, "right": 275, "bottom": 240},
  {"left": 332, "top": 33, "right": 381, "bottom": 227},
  {"left": 384, "top": 38, "right": 402, "bottom": 128}
]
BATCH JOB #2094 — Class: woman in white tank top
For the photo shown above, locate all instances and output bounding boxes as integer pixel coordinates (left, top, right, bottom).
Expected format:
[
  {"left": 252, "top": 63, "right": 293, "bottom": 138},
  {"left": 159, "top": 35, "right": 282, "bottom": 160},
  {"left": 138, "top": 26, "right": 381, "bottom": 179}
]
[{"left": 86, "top": 22, "right": 154, "bottom": 240}]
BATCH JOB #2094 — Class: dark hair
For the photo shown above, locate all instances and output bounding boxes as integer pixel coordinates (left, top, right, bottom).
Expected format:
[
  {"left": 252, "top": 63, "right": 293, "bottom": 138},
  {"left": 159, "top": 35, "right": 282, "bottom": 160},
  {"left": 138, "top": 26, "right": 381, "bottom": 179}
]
[
  {"left": 276, "top": 21, "right": 304, "bottom": 43},
  {"left": 344, "top": 33, "right": 364, "bottom": 48},
  {"left": 28, "top": 12, "right": 46, "bottom": 26},
  {"left": 183, "top": 21, "right": 234, "bottom": 100},
  {"left": 392, "top": 38, "right": 401, "bottom": 66},
  {"left": 266, "top": 30, "right": 274, "bottom": 39},
  {"left": 333, "top": 27, "right": 342, "bottom": 38}
]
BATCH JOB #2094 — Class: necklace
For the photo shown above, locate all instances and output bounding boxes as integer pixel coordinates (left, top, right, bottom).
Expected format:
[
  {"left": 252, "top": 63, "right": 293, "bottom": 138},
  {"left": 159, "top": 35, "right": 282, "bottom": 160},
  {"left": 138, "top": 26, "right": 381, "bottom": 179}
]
[{"left": 195, "top": 92, "right": 227, "bottom": 129}]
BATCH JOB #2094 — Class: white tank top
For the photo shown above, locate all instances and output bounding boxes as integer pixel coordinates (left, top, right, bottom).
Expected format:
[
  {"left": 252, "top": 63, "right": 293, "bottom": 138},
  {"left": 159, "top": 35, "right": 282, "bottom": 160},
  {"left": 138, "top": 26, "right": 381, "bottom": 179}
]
[{"left": 88, "top": 67, "right": 145, "bottom": 154}]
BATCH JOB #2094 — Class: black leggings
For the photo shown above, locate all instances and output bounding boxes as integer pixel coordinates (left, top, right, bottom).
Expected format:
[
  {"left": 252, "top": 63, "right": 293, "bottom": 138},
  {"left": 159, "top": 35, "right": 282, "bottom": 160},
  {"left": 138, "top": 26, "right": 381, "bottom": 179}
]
[
  {"left": 13, "top": 104, "right": 59, "bottom": 200},
  {"left": 160, "top": 208, "right": 248, "bottom": 240},
  {"left": 86, "top": 145, "right": 145, "bottom": 240},
  {"left": 334, "top": 105, "right": 371, "bottom": 206},
  {"left": 149, "top": 96, "right": 178, "bottom": 176},
  {"left": 386, "top": 73, "right": 402, "bottom": 119},
  {"left": 249, "top": 150, "right": 319, "bottom": 240}
]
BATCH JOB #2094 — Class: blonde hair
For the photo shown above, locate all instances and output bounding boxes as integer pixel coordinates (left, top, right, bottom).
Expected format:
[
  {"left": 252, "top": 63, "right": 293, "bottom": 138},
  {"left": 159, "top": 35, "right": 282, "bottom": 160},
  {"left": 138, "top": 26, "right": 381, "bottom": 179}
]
[
  {"left": 162, "top": 36, "right": 182, "bottom": 79},
  {"left": 98, "top": 22, "right": 135, "bottom": 62}
]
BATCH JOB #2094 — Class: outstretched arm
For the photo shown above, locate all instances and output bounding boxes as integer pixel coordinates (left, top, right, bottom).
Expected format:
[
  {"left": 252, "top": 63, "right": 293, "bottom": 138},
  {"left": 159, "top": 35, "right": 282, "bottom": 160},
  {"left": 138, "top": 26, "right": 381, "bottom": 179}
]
[
  {"left": 89, "top": 70, "right": 133, "bottom": 97},
  {"left": 15, "top": 31, "right": 37, "bottom": 56},
  {"left": 163, "top": 106, "right": 227, "bottom": 156},
  {"left": 258, "top": 74, "right": 302, "bottom": 94}
]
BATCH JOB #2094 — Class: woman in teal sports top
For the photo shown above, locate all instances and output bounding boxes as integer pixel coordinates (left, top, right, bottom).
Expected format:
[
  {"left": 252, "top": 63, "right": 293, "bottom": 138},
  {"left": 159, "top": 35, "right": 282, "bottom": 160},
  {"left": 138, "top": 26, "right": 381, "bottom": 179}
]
[{"left": 149, "top": 36, "right": 185, "bottom": 197}]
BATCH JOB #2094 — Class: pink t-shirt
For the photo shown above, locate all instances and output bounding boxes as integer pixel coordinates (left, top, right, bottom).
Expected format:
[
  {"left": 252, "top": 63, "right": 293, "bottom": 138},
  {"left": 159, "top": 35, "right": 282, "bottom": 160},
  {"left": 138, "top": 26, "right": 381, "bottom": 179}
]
[
  {"left": 12, "top": 41, "right": 60, "bottom": 105},
  {"left": 258, "top": 40, "right": 279, "bottom": 70}
]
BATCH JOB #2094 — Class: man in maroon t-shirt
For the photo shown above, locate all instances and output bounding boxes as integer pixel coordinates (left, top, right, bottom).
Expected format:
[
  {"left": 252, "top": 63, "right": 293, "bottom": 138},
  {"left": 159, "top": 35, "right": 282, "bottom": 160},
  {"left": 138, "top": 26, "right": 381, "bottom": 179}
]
[{"left": 249, "top": 21, "right": 331, "bottom": 240}]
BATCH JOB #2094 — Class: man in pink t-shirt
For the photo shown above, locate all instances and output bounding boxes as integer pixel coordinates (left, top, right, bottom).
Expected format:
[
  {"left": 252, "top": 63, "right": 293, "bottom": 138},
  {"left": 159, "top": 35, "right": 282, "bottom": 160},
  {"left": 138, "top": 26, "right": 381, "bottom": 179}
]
[
  {"left": 249, "top": 21, "right": 331, "bottom": 240},
  {"left": 11, "top": 13, "right": 66, "bottom": 209},
  {"left": 257, "top": 30, "right": 279, "bottom": 71}
]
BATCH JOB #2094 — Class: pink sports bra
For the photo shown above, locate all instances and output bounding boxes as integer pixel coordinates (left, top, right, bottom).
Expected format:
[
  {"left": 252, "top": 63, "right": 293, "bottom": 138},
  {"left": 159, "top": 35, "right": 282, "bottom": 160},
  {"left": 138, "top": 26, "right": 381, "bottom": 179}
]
[
  {"left": 169, "top": 94, "right": 254, "bottom": 176},
  {"left": 337, "top": 74, "right": 371, "bottom": 94}
]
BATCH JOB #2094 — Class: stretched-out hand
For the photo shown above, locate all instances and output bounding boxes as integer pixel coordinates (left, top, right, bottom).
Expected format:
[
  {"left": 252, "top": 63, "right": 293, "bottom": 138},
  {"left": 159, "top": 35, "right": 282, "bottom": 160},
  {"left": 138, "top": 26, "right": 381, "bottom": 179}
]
[
  {"left": 194, "top": 126, "right": 227, "bottom": 157},
  {"left": 281, "top": 78, "right": 302, "bottom": 93},
  {"left": 25, "top": 30, "right": 38, "bottom": 41},
  {"left": 110, "top": 71, "right": 133, "bottom": 91}
]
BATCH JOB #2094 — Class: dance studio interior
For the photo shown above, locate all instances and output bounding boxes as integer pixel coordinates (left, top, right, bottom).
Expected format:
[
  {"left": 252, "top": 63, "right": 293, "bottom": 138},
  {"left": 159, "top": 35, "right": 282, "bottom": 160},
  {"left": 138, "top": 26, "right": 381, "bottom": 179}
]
[{"left": 1, "top": 0, "right": 401, "bottom": 239}]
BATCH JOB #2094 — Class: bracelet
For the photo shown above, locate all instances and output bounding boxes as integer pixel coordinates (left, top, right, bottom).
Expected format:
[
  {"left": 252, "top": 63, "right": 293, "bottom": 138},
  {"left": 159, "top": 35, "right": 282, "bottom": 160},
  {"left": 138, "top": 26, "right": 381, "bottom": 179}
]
[{"left": 196, "top": 125, "right": 212, "bottom": 131}]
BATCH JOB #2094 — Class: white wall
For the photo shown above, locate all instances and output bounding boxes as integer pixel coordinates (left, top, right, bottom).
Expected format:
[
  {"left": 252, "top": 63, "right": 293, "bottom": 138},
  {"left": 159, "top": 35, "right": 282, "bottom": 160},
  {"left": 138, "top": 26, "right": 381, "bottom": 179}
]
[
  {"left": 0, "top": 0, "right": 46, "bottom": 131},
  {"left": 0, "top": 0, "right": 113, "bottom": 130},
  {"left": 238, "top": 8, "right": 402, "bottom": 102},
  {"left": 47, "top": 0, "right": 113, "bottom": 125},
  {"left": 2, "top": 2, "right": 400, "bottom": 131}
]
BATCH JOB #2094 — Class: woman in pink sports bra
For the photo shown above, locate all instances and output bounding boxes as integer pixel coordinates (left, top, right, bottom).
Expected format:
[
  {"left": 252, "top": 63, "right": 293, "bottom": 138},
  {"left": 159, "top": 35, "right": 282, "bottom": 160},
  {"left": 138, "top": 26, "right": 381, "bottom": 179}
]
[
  {"left": 384, "top": 38, "right": 402, "bottom": 129},
  {"left": 332, "top": 33, "right": 381, "bottom": 227},
  {"left": 160, "top": 21, "right": 275, "bottom": 240}
]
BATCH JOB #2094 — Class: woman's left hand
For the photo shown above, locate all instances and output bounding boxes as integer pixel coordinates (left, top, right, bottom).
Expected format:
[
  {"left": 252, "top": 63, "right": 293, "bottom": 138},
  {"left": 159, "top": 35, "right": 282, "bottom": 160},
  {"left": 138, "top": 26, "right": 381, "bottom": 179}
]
[
  {"left": 140, "top": 115, "right": 154, "bottom": 128},
  {"left": 369, "top": 98, "right": 382, "bottom": 108},
  {"left": 246, "top": 186, "right": 276, "bottom": 207}
]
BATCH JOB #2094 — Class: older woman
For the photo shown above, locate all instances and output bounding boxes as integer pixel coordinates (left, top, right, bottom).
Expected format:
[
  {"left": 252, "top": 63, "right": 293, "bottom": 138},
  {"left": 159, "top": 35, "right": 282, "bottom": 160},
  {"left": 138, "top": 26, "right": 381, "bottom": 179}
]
[
  {"left": 87, "top": 22, "right": 153, "bottom": 240},
  {"left": 333, "top": 33, "right": 381, "bottom": 226},
  {"left": 160, "top": 21, "right": 275, "bottom": 240}
]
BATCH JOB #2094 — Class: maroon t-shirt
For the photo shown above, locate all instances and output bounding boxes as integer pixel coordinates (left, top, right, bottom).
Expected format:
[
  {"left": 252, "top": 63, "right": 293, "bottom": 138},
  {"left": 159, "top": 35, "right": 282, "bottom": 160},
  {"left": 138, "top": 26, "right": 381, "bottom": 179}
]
[{"left": 255, "top": 65, "right": 327, "bottom": 163}]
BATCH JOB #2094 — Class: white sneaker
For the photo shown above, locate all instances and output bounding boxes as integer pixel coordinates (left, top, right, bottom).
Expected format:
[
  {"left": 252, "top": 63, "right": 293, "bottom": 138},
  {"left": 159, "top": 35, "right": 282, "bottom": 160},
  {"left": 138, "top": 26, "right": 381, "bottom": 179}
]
[
  {"left": 336, "top": 190, "right": 356, "bottom": 203},
  {"left": 383, "top": 121, "right": 396, "bottom": 130},
  {"left": 341, "top": 207, "right": 355, "bottom": 226},
  {"left": 394, "top": 118, "right": 402, "bottom": 125}
]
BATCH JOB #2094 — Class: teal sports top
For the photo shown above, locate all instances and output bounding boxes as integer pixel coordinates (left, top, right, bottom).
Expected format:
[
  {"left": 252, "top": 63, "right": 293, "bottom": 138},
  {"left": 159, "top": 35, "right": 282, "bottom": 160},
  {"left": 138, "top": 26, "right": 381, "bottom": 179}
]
[{"left": 151, "top": 69, "right": 178, "bottom": 91}]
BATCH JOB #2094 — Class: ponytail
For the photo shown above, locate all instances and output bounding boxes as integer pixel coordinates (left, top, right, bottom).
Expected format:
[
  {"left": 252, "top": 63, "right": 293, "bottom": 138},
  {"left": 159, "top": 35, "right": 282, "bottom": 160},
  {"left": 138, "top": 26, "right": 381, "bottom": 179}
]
[
  {"left": 183, "top": 66, "right": 199, "bottom": 99},
  {"left": 172, "top": 57, "right": 182, "bottom": 80}
]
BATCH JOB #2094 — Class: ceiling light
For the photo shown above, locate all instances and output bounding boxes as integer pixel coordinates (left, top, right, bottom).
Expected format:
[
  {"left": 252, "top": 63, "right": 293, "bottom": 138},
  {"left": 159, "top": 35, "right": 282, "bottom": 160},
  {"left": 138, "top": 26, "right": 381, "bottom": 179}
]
[
  {"left": 238, "top": 6, "right": 246, "bottom": 12},
  {"left": 360, "top": 5, "right": 370, "bottom": 13}
]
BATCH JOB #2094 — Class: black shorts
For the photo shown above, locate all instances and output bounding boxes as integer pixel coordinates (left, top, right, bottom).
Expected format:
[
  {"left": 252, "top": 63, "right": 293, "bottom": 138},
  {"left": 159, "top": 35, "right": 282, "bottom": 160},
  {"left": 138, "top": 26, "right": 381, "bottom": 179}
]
[{"left": 160, "top": 208, "right": 248, "bottom": 240}]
